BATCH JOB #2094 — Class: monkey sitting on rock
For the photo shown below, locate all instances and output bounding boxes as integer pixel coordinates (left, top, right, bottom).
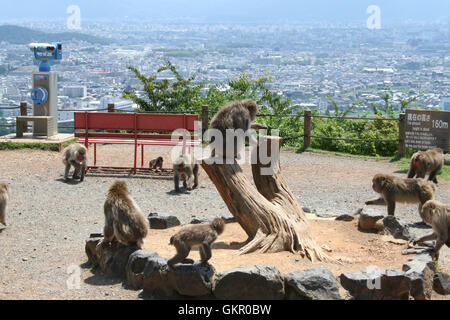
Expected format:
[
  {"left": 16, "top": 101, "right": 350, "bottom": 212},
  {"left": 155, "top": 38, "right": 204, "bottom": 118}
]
[
  {"left": 173, "top": 153, "right": 199, "bottom": 192},
  {"left": 100, "top": 181, "right": 149, "bottom": 249},
  {"left": 407, "top": 148, "right": 444, "bottom": 184},
  {"left": 365, "top": 174, "right": 436, "bottom": 223},
  {"left": 62, "top": 143, "right": 88, "bottom": 182},
  {"left": 0, "top": 183, "right": 10, "bottom": 227},
  {"left": 167, "top": 218, "right": 225, "bottom": 268}
]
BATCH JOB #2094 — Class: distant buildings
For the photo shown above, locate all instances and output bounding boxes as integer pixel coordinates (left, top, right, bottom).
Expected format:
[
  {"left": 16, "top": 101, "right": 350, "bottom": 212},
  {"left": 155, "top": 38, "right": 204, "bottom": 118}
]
[
  {"left": 63, "top": 86, "right": 87, "bottom": 98},
  {"left": 441, "top": 97, "right": 450, "bottom": 111}
]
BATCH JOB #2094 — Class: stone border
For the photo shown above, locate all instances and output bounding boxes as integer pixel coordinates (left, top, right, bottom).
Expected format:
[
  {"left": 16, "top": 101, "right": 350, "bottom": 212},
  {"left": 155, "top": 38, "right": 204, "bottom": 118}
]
[{"left": 84, "top": 212, "right": 448, "bottom": 300}]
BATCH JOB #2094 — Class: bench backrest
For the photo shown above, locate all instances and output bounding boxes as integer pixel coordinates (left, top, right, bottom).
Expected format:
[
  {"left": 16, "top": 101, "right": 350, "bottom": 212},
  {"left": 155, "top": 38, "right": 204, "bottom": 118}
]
[{"left": 74, "top": 112, "right": 198, "bottom": 132}]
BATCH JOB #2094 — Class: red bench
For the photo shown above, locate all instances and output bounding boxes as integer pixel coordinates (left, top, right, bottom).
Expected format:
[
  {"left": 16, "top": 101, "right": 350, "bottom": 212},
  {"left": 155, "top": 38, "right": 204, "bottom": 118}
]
[{"left": 74, "top": 112, "right": 200, "bottom": 173}]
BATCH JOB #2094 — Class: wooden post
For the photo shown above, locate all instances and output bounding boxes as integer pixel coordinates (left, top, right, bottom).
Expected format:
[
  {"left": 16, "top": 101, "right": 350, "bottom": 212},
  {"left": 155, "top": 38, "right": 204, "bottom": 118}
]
[
  {"left": 304, "top": 109, "right": 312, "bottom": 148},
  {"left": 202, "top": 105, "right": 209, "bottom": 141},
  {"left": 398, "top": 113, "right": 406, "bottom": 157},
  {"left": 20, "top": 101, "right": 28, "bottom": 133},
  {"left": 108, "top": 103, "right": 115, "bottom": 113}
]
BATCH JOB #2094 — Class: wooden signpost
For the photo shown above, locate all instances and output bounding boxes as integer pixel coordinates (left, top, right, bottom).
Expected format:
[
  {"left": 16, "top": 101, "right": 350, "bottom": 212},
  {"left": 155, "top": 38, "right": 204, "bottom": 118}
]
[{"left": 405, "top": 109, "right": 449, "bottom": 151}]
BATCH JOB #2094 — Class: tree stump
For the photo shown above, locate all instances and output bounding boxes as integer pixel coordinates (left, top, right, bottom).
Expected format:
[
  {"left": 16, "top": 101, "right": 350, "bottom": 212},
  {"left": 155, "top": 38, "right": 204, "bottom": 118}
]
[{"left": 201, "top": 136, "right": 329, "bottom": 262}]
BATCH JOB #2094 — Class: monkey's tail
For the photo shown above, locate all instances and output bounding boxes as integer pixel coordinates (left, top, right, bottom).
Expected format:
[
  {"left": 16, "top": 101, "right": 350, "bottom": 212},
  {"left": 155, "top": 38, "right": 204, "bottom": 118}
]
[{"left": 169, "top": 235, "right": 175, "bottom": 246}]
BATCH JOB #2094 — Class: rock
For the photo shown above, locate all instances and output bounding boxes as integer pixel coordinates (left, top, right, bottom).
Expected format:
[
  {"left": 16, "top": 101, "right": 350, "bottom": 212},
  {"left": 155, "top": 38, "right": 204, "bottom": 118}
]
[
  {"left": 383, "top": 216, "right": 411, "bottom": 240},
  {"left": 220, "top": 214, "right": 236, "bottom": 224},
  {"left": 96, "top": 242, "right": 140, "bottom": 278},
  {"left": 402, "top": 260, "right": 434, "bottom": 300},
  {"left": 340, "top": 266, "right": 410, "bottom": 300},
  {"left": 213, "top": 265, "right": 285, "bottom": 300},
  {"left": 285, "top": 266, "right": 341, "bottom": 300},
  {"left": 125, "top": 250, "right": 159, "bottom": 290},
  {"left": 142, "top": 255, "right": 172, "bottom": 297},
  {"left": 302, "top": 207, "right": 312, "bottom": 213},
  {"left": 142, "top": 256, "right": 215, "bottom": 298},
  {"left": 433, "top": 273, "right": 450, "bottom": 295},
  {"left": 190, "top": 217, "right": 209, "bottom": 224},
  {"left": 321, "top": 245, "right": 332, "bottom": 252},
  {"left": 315, "top": 209, "right": 340, "bottom": 218},
  {"left": 336, "top": 214, "right": 355, "bottom": 222},
  {"left": 148, "top": 213, "right": 181, "bottom": 229},
  {"left": 166, "top": 263, "right": 216, "bottom": 297},
  {"left": 409, "top": 251, "right": 436, "bottom": 272},
  {"left": 85, "top": 237, "right": 102, "bottom": 263},
  {"left": 358, "top": 208, "right": 385, "bottom": 231}
]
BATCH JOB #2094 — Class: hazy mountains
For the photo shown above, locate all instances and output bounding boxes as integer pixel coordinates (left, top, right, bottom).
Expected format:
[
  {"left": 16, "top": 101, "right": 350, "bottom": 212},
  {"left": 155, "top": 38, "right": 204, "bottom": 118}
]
[{"left": 0, "top": 25, "right": 111, "bottom": 45}]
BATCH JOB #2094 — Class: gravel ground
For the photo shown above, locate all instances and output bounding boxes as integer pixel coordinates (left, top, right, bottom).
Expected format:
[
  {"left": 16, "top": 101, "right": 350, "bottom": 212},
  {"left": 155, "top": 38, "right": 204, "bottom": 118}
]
[{"left": 0, "top": 145, "right": 449, "bottom": 300}]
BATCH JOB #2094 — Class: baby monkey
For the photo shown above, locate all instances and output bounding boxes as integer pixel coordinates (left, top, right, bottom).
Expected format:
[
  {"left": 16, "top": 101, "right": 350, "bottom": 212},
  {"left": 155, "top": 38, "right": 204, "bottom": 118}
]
[
  {"left": 168, "top": 218, "right": 225, "bottom": 268},
  {"left": 149, "top": 156, "right": 164, "bottom": 172}
]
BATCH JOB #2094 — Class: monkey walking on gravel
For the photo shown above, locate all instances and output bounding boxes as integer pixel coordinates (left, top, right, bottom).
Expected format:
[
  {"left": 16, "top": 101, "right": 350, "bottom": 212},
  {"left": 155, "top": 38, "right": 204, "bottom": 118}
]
[
  {"left": 62, "top": 143, "right": 88, "bottom": 182},
  {"left": 407, "top": 148, "right": 444, "bottom": 184}
]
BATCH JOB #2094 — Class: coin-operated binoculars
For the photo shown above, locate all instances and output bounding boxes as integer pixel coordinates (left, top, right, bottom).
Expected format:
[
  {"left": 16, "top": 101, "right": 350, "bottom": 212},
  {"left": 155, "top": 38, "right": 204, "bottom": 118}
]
[{"left": 26, "top": 42, "right": 62, "bottom": 137}]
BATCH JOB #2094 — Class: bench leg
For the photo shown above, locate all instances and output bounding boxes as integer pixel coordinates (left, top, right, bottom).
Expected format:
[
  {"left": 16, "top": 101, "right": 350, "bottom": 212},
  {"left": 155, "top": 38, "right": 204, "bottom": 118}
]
[
  {"left": 94, "top": 144, "right": 97, "bottom": 167},
  {"left": 16, "top": 121, "right": 24, "bottom": 138},
  {"left": 141, "top": 144, "right": 144, "bottom": 168}
]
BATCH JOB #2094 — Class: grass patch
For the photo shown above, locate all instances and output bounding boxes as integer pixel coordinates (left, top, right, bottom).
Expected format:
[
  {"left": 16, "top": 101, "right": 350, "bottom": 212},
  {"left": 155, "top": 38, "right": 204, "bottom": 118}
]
[
  {"left": 296, "top": 146, "right": 394, "bottom": 161},
  {"left": 0, "top": 138, "right": 78, "bottom": 152}
]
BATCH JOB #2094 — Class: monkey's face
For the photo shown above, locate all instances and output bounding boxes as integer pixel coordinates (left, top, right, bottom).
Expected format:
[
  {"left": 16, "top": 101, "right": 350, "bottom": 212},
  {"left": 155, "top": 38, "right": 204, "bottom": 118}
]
[
  {"left": 413, "top": 155, "right": 422, "bottom": 170},
  {"left": 421, "top": 201, "right": 435, "bottom": 225},
  {"left": 77, "top": 151, "right": 86, "bottom": 162},
  {"left": 372, "top": 175, "right": 385, "bottom": 193}
]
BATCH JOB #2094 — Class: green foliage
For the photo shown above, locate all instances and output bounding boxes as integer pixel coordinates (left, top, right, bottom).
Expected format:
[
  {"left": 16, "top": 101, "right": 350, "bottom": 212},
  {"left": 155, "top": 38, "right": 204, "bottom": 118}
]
[
  {"left": 0, "top": 142, "right": 60, "bottom": 151},
  {"left": 124, "top": 62, "right": 419, "bottom": 157}
]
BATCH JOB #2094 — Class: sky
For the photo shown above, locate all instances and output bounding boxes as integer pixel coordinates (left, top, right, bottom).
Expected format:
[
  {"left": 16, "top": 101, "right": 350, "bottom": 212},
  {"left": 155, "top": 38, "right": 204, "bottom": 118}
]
[{"left": 1, "top": 0, "right": 449, "bottom": 23}]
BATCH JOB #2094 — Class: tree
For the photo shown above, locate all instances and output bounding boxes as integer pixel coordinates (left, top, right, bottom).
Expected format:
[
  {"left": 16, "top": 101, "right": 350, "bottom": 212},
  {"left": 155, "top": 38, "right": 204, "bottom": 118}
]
[
  {"left": 123, "top": 60, "right": 203, "bottom": 112},
  {"left": 201, "top": 136, "right": 330, "bottom": 262}
]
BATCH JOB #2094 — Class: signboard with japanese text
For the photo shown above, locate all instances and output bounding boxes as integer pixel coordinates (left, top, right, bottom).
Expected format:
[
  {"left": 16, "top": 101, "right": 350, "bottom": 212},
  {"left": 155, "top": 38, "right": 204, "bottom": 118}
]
[{"left": 405, "top": 109, "right": 449, "bottom": 151}]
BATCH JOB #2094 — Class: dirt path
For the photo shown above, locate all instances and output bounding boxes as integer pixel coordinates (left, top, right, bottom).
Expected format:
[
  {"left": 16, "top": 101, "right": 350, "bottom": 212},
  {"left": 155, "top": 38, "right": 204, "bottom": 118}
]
[{"left": 0, "top": 145, "right": 448, "bottom": 300}]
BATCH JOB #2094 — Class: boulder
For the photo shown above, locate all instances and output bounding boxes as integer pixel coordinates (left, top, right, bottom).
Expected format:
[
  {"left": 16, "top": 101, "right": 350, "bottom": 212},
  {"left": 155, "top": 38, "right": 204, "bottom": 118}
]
[
  {"left": 302, "top": 207, "right": 313, "bottom": 214},
  {"left": 142, "top": 256, "right": 216, "bottom": 298},
  {"left": 285, "top": 266, "right": 341, "bottom": 300},
  {"left": 96, "top": 242, "right": 140, "bottom": 278},
  {"left": 340, "top": 266, "right": 410, "bottom": 300},
  {"left": 190, "top": 217, "right": 209, "bottom": 225},
  {"left": 213, "top": 265, "right": 285, "bottom": 300},
  {"left": 166, "top": 263, "right": 216, "bottom": 297},
  {"left": 148, "top": 212, "right": 181, "bottom": 229},
  {"left": 220, "top": 214, "right": 236, "bottom": 224},
  {"left": 383, "top": 216, "right": 411, "bottom": 240},
  {"left": 358, "top": 208, "right": 385, "bottom": 231},
  {"left": 402, "top": 260, "right": 434, "bottom": 300},
  {"left": 125, "top": 250, "right": 159, "bottom": 290},
  {"left": 433, "top": 273, "right": 450, "bottom": 295}
]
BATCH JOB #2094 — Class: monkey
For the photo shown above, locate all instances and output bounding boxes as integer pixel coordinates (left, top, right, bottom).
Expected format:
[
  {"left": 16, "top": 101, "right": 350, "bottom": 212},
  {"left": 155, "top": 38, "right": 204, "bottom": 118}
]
[
  {"left": 173, "top": 153, "right": 199, "bottom": 192},
  {"left": 0, "top": 183, "right": 10, "bottom": 227},
  {"left": 209, "top": 99, "right": 265, "bottom": 159},
  {"left": 167, "top": 218, "right": 225, "bottom": 268},
  {"left": 365, "top": 174, "right": 436, "bottom": 222},
  {"left": 413, "top": 200, "right": 450, "bottom": 256},
  {"left": 407, "top": 148, "right": 444, "bottom": 184},
  {"left": 149, "top": 156, "right": 164, "bottom": 172},
  {"left": 62, "top": 143, "right": 88, "bottom": 182},
  {"left": 101, "top": 181, "right": 149, "bottom": 249}
]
